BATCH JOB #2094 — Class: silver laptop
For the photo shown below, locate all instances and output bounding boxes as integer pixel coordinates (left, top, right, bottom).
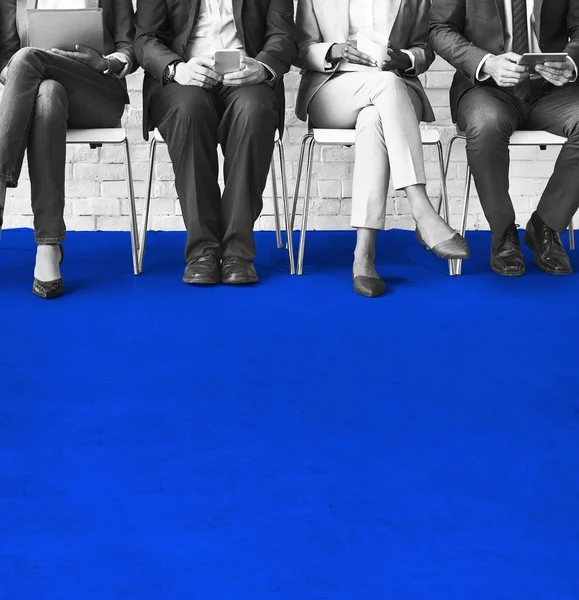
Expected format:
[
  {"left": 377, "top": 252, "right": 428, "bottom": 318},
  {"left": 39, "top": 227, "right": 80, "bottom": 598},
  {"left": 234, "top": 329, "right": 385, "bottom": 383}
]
[{"left": 27, "top": 9, "right": 105, "bottom": 55}]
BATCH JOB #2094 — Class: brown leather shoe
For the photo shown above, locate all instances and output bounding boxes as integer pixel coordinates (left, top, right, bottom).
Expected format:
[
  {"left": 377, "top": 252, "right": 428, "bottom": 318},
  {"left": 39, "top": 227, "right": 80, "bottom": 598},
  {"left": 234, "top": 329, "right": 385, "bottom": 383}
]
[
  {"left": 524, "top": 213, "right": 573, "bottom": 275},
  {"left": 221, "top": 256, "right": 258, "bottom": 285},
  {"left": 183, "top": 255, "right": 221, "bottom": 285}
]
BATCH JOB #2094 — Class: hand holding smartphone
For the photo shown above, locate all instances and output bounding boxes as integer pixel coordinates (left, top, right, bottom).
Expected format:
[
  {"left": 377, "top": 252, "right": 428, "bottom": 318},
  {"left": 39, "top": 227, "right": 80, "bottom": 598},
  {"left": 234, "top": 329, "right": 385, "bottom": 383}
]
[{"left": 214, "top": 50, "right": 241, "bottom": 75}]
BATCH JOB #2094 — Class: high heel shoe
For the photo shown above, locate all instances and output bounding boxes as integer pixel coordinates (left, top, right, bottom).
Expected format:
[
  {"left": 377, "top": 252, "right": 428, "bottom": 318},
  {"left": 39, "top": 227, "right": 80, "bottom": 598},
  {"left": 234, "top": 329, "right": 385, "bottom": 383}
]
[
  {"left": 415, "top": 227, "right": 470, "bottom": 260},
  {"left": 352, "top": 271, "right": 386, "bottom": 298},
  {"left": 32, "top": 244, "right": 64, "bottom": 299}
]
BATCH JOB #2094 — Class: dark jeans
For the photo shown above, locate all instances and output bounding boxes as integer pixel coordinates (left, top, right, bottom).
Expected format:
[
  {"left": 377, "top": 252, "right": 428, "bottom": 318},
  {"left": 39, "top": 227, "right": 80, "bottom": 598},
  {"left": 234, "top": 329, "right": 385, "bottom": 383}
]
[
  {"left": 149, "top": 82, "right": 279, "bottom": 263},
  {"left": 0, "top": 48, "right": 127, "bottom": 243},
  {"left": 457, "top": 80, "right": 579, "bottom": 244}
]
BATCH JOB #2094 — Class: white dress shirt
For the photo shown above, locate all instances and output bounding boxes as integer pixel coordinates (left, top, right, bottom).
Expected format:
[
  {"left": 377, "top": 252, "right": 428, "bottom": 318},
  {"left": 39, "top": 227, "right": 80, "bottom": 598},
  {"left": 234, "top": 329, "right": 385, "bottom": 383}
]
[
  {"left": 331, "top": 0, "right": 415, "bottom": 73},
  {"left": 36, "top": 0, "right": 131, "bottom": 78},
  {"left": 476, "top": 0, "right": 576, "bottom": 81}
]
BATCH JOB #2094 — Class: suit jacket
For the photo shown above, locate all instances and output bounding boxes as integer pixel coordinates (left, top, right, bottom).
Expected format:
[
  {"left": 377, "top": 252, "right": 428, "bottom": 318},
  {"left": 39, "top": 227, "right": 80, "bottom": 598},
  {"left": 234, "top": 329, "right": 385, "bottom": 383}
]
[
  {"left": 429, "top": 0, "right": 579, "bottom": 121},
  {"left": 0, "top": 0, "right": 136, "bottom": 97},
  {"left": 295, "top": 0, "right": 436, "bottom": 123},
  {"left": 133, "top": 0, "right": 298, "bottom": 139}
]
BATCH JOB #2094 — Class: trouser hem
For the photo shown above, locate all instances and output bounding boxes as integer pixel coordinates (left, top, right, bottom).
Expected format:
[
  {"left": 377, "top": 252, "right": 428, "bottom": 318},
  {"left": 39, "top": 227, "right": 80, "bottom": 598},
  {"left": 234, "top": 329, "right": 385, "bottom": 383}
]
[{"left": 35, "top": 235, "right": 65, "bottom": 244}]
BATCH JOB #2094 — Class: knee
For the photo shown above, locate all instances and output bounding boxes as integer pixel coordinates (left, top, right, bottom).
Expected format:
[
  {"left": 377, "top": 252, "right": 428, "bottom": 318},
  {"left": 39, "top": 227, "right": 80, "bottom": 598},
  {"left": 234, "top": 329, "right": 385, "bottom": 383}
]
[
  {"left": 563, "top": 112, "right": 579, "bottom": 140},
  {"left": 36, "top": 80, "right": 68, "bottom": 119},
  {"left": 356, "top": 106, "right": 382, "bottom": 132},
  {"left": 9, "top": 47, "right": 45, "bottom": 71},
  {"left": 462, "top": 107, "right": 512, "bottom": 142},
  {"left": 231, "top": 92, "right": 277, "bottom": 133}
]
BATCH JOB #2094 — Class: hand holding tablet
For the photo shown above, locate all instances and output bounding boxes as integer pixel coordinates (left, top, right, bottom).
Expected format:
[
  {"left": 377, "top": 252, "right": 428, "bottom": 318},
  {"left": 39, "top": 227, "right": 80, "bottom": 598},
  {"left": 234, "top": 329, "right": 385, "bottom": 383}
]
[{"left": 516, "top": 53, "right": 569, "bottom": 67}]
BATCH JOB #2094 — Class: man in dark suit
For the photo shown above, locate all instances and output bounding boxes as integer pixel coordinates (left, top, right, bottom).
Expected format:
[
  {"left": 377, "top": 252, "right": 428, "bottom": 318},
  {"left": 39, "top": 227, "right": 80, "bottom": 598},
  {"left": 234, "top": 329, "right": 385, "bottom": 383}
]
[
  {"left": 134, "top": 0, "right": 297, "bottom": 285},
  {"left": 430, "top": 0, "right": 579, "bottom": 276}
]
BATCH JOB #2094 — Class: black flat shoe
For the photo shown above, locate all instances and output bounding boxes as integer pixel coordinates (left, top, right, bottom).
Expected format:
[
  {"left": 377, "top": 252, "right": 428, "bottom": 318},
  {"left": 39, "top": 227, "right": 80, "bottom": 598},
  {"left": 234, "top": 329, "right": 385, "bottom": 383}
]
[
  {"left": 221, "top": 256, "right": 258, "bottom": 285},
  {"left": 183, "top": 255, "right": 221, "bottom": 285},
  {"left": 32, "top": 244, "right": 64, "bottom": 299},
  {"left": 352, "top": 273, "right": 386, "bottom": 298},
  {"left": 415, "top": 227, "right": 470, "bottom": 260},
  {"left": 490, "top": 225, "right": 525, "bottom": 276},
  {"left": 524, "top": 213, "right": 573, "bottom": 275}
]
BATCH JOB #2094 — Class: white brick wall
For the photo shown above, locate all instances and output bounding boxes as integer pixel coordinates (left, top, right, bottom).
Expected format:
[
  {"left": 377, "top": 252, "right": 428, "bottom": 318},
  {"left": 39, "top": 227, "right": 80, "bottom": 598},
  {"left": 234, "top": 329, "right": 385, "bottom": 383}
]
[{"left": 2, "top": 55, "right": 561, "bottom": 233}]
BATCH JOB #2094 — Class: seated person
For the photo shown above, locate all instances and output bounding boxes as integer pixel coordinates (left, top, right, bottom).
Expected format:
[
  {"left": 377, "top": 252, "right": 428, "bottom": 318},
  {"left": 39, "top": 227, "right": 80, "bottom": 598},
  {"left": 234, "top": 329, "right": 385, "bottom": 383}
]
[
  {"left": 134, "top": 0, "right": 297, "bottom": 285},
  {"left": 430, "top": 0, "right": 579, "bottom": 276},
  {"left": 0, "top": 0, "right": 136, "bottom": 298},
  {"left": 295, "top": 0, "right": 469, "bottom": 298}
]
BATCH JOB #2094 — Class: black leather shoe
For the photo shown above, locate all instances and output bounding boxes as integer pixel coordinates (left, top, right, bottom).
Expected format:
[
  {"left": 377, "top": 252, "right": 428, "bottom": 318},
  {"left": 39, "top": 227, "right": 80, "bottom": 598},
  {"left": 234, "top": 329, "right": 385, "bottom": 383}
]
[
  {"left": 183, "top": 255, "right": 221, "bottom": 285},
  {"left": 352, "top": 274, "right": 386, "bottom": 298},
  {"left": 490, "top": 226, "right": 525, "bottom": 276},
  {"left": 221, "top": 256, "right": 258, "bottom": 285},
  {"left": 32, "top": 244, "right": 64, "bottom": 299},
  {"left": 524, "top": 213, "right": 573, "bottom": 275}
]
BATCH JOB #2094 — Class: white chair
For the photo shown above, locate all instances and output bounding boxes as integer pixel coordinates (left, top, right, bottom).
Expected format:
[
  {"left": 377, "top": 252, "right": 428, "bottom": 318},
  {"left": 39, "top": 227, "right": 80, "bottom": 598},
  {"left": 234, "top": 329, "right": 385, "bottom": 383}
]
[
  {"left": 290, "top": 128, "right": 451, "bottom": 276},
  {"left": 447, "top": 129, "right": 575, "bottom": 276},
  {"left": 66, "top": 128, "right": 139, "bottom": 276},
  {"left": 139, "top": 129, "right": 295, "bottom": 274}
]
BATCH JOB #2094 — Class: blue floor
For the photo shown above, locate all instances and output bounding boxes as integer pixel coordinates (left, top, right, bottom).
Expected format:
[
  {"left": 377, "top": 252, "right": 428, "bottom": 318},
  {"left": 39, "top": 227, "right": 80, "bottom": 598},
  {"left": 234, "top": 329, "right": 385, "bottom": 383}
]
[{"left": 1, "top": 228, "right": 578, "bottom": 599}]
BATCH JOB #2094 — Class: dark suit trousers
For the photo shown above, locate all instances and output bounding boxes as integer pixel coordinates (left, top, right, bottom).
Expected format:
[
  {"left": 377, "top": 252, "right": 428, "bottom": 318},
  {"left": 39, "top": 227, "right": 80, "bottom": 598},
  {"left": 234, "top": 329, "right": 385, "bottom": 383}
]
[
  {"left": 0, "top": 48, "right": 126, "bottom": 243},
  {"left": 149, "top": 82, "right": 279, "bottom": 262},
  {"left": 456, "top": 81, "right": 579, "bottom": 243}
]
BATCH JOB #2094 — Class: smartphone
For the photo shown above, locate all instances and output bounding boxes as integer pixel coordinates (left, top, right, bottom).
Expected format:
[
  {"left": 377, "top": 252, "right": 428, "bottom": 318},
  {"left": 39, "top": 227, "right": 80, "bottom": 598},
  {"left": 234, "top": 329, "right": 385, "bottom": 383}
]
[
  {"left": 517, "top": 53, "right": 568, "bottom": 67},
  {"left": 214, "top": 49, "right": 241, "bottom": 75}
]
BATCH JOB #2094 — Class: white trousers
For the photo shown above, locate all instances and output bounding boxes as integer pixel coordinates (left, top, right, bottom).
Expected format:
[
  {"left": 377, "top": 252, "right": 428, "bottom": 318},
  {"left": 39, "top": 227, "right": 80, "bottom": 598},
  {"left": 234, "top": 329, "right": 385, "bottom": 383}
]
[{"left": 308, "top": 71, "right": 426, "bottom": 230}]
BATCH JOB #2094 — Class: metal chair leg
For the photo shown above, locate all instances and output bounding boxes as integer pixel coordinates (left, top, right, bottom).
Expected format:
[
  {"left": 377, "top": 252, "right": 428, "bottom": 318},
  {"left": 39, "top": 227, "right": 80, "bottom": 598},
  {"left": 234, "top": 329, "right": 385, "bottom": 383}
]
[
  {"left": 454, "top": 165, "right": 472, "bottom": 277},
  {"left": 123, "top": 138, "right": 139, "bottom": 276},
  {"left": 0, "top": 181, "right": 6, "bottom": 240},
  {"left": 435, "top": 140, "right": 454, "bottom": 276},
  {"left": 276, "top": 140, "right": 296, "bottom": 274},
  {"left": 443, "top": 135, "right": 464, "bottom": 276},
  {"left": 569, "top": 219, "right": 575, "bottom": 250},
  {"left": 270, "top": 144, "right": 283, "bottom": 249},
  {"left": 290, "top": 133, "right": 313, "bottom": 236},
  {"left": 297, "top": 136, "right": 316, "bottom": 276},
  {"left": 139, "top": 137, "right": 157, "bottom": 274}
]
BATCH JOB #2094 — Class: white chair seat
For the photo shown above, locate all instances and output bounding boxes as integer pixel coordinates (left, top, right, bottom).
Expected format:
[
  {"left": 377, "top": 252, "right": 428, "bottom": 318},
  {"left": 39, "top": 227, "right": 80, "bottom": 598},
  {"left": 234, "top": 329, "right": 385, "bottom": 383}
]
[
  {"left": 454, "top": 127, "right": 567, "bottom": 146},
  {"left": 66, "top": 128, "right": 127, "bottom": 144},
  {"left": 312, "top": 128, "right": 440, "bottom": 146},
  {"left": 153, "top": 128, "right": 280, "bottom": 143}
]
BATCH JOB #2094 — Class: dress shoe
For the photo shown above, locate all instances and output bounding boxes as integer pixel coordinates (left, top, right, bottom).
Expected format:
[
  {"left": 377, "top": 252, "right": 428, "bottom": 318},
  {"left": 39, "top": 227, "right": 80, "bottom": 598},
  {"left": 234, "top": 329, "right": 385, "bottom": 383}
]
[
  {"left": 352, "top": 273, "right": 386, "bottom": 298},
  {"left": 183, "top": 255, "right": 221, "bottom": 285},
  {"left": 221, "top": 256, "right": 259, "bottom": 284},
  {"left": 490, "top": 225, "right": 525, "bottom": 276},
  {"left": 524, "top": 213, "right": 573, "bottom": 275},
  {"left": 32, "top": 244, "right": 64, "bottom": 299},
  {"left": 415, "top": 227, "right": 470, "bottom": 260}
]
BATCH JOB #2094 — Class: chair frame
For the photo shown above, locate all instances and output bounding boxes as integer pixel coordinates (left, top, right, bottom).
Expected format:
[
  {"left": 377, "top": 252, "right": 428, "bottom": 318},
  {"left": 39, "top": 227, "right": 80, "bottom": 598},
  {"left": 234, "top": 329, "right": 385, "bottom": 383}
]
[
  {"left": 139, "top": 129, "right": 295, "bottom": 275},
  {"left": 290, "top": 128, "right": 453, "bottom": 276},
  {"left": 447, "top": 130, "right": 575, "bottom": 276}
]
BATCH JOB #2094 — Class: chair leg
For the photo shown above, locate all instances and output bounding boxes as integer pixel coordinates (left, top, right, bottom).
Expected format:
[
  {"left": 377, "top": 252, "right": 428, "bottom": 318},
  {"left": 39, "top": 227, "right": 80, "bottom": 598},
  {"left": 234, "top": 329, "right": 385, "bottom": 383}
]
[
  {"left": 297, "top": 136, "right": 316, "bottom": 276},
  {"left": 276, "top": 139, "right": 296, "bottom": 274},
  {"left": 290, "top": 134, "right": 313, "bottom": 237},
  {"left": 139, "top": 138, "right": 157, "bottom": 274},
  {"left": 123, "top": 138, "right": 139, "bottom": 276},
  {"left": 454, "top": 165, "right": 472, "bottom": 277},
  {"left": 444, "top": 135, "right": 463, "bottom": 276},
  {"left": 270, "top": 146, "right": 283, "bottom": 249},
  {"left": 435, "top": 140, "right": 454, "bottom": 276},
  {"left": 569, "top": 218, "right": 575, "bottom": 250}
]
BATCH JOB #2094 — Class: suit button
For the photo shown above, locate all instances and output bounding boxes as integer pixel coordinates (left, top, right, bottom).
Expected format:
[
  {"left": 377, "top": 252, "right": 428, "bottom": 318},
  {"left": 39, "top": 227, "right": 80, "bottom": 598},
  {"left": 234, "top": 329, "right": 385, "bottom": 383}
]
[{"left": 499, "top": 44, "right": 505, "bottom": 52}]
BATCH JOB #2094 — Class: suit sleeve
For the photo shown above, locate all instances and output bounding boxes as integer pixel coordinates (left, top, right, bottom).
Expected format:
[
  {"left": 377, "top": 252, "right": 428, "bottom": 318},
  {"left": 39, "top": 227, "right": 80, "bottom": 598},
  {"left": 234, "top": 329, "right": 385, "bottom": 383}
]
[
  {"left": 405, "top": 0, "right": 435, "bottom": 76},
  {"left": 134, "top": 0, "right": 184, "bottom": 82},
  {"left": 111, "top": 0, "right": 137, "bottom": 75},
  {"left": 429, "top": 0, "right": 489, "bottom": 83},
  {"left": 295, "top": 0, "right": 336, "bottom": 72},
  {"left": 255, "top": 0, "right": 298, "bottom": 76},
  {"left": 0, "top": 0, "right": 21, "bottom": 78},
  {"left": 565, "top": 0, "right": 579, "bottom": 69}
]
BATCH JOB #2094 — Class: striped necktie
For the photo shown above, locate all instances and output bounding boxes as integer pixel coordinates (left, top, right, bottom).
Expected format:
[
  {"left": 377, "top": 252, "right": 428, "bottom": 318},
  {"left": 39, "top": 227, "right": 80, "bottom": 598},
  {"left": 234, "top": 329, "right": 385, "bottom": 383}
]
[{"left": 512, "top": 0, "right": 532, "bottom": 100}]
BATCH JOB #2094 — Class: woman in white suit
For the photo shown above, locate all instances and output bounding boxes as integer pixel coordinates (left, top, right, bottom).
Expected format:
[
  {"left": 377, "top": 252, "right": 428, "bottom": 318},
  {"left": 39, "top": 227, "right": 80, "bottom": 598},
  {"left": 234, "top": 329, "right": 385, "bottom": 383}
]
[{"left": 296, "top": 0, "right": 469, "bottom": 297}]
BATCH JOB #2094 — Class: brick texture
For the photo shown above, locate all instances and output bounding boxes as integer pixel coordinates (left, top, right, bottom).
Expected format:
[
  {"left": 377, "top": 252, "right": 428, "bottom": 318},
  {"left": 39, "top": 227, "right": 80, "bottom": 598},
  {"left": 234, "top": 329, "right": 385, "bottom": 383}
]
[{"left": 1, "top": 50, "right": 563, "bottom": 234}]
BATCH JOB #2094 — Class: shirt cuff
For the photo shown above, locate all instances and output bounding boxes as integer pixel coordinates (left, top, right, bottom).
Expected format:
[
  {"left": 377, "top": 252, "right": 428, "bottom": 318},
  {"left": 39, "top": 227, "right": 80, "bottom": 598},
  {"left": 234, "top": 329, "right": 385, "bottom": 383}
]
[
  {"left": 400, "top": 49, "right": 416, "bottom": 74},
  {"left": 476, "top": 54, "right": 493, "bottom": 81},
  {"left": 105, "top": 52, "right": 131, "bottom": 79},
  {"left": 567, "top": 56, "right": 578, "bottom": 83},
  {"left": 258, "top": 61, "right": 277, "bottom": 87}
]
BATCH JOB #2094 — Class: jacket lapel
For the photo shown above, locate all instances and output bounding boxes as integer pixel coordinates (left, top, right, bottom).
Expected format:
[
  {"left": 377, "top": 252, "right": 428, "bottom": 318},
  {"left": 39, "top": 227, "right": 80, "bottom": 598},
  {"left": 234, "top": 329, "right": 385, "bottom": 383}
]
[
  {"left": 533, "top": 0, "right": 543, "bottom": 44},
  {"left": 233, "top": 0, "right": 245, "bottom": 47},
  {"left": 338, "top": 0, "right": 350, "bottom": 40},
  {"left": 494, "top": 0, "right": 506, "bottom": 32}
]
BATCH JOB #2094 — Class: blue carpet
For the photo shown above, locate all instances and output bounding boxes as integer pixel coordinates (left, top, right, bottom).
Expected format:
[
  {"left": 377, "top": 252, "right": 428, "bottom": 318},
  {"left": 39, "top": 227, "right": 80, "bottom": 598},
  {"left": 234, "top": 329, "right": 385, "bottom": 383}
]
[{"left": 1, "top": 228, "right": 578, "bottom": 600}]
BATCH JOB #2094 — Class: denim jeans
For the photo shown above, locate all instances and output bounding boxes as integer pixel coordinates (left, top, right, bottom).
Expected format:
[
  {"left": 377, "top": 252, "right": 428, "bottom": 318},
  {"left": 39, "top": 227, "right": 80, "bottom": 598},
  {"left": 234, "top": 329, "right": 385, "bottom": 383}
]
[{"left": 0, "top": 48, "right": 127, "bottom": 244}]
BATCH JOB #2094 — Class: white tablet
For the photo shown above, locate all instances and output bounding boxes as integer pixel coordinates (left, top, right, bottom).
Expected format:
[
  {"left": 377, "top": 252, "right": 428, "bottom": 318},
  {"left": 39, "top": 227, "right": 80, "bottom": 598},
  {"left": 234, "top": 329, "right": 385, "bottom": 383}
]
[
  {"left": 27, "top": 9, "right": 105, "bottom": 55},
  {"left": 517, "top": 53, "right": 568, "bottom": 67}
]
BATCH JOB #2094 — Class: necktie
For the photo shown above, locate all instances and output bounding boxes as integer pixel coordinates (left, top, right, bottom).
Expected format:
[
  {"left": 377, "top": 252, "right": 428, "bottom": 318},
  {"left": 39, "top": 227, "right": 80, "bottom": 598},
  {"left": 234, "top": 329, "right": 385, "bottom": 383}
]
[{"left": 512, "top": 0, "right": 532, "bottom": 101}]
